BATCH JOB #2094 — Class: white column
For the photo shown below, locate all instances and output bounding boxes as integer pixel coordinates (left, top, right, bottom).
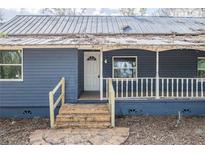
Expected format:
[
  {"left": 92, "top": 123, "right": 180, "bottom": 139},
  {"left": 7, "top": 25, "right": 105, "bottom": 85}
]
[
  {"left": 156, "top": 50, "right": 160, "bottom": 99},
  {"left": 100, "top": 49, "right": 103, "bottom": 100}
]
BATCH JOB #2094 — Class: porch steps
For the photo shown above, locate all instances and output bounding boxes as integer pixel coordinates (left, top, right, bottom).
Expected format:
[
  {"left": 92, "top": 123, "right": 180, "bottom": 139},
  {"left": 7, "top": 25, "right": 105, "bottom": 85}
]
[{"left": 56, "top": 104, "right": 111, "bottom": 128}]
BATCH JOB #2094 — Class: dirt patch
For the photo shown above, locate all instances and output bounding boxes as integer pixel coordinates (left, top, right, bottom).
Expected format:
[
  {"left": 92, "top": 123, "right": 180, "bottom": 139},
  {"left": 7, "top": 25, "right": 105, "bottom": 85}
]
[
  {"left": 1, "top": 116, "right": 205, "bottom": 145},
  {"left": 0, "top": 118, "right": 49, "bottom": 145},
  {"left": 116, "top": 116, "right": 205, "bottom": 145}
]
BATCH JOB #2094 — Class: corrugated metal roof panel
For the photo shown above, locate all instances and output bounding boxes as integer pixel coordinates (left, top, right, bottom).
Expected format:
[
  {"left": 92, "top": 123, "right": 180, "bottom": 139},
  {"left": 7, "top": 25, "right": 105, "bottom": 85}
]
[{"left": 0, "top": 15, "right": 205, "bottom": 35}]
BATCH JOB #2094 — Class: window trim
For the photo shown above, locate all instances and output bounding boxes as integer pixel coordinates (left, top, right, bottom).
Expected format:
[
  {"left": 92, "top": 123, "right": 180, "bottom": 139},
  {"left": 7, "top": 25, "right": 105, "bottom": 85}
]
[
  {"left": 112, "top": 56, "right": 138, "bottom": 78},
  {"left": 0, "top": 49, "right": 23, "bottom": 81}
]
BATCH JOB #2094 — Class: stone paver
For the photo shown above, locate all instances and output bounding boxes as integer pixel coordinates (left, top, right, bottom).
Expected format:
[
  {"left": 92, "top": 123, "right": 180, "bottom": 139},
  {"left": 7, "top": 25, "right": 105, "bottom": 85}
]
[{"left": 29, "top": 127, "right": 129, "bottom": 145}]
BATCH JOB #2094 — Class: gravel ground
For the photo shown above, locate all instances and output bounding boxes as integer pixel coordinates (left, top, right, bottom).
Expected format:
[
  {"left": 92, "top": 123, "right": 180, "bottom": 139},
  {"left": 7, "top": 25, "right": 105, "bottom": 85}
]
[
  {"left": 1, "top": 116, "right": 205, "bottom": 145},
  {"left": 116, "top": 116, "right": 205, "bottom": 145},
  {"left": 0, "top": 118, "right": 49, "bottom": 145}
]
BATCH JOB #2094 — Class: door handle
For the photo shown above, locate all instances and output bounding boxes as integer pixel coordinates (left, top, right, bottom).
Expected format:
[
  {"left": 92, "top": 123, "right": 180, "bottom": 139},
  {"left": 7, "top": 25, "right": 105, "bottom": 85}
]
[{"left": 98, "top": 75, "right": 100, "bottom": 78}]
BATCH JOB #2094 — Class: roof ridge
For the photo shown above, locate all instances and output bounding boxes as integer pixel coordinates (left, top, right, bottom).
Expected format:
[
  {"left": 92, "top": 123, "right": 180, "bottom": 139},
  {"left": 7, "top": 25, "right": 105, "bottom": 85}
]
[{"left": 14, "top": 15, "right": 205, "bottom": 18}]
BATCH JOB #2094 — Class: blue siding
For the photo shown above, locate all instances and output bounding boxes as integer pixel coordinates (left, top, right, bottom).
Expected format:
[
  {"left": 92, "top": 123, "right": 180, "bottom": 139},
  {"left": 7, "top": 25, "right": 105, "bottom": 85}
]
[
  {"left": 0, "top": 107, "right": 50, "bottom": 118},
  {"left": 78, "top": 50, "right": 84, "bottom": 97},
  {"left": 0, "top": 48, "right": 78, "bottom": 108},
  {"left": 159, "top": 49, "right": 205, "bottom": 77},
  {"left": 103, "top": 49, "right": 156, "bottom": 78}
]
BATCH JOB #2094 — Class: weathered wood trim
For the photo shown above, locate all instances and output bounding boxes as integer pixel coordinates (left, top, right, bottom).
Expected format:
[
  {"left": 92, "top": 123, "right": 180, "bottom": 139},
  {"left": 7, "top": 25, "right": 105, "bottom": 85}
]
[
  {"left": 0, "top": 44, "right": 205, "bottom": 52},
  {"left": 101, "top": 45, "right": 205, "bottom": 52}
]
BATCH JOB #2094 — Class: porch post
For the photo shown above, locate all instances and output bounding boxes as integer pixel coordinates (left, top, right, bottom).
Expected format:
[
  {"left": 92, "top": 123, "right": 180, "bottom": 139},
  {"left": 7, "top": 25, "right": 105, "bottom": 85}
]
[
  {"left": 100, "top": 49, "right": 103, "bottom": 100},
  {"left": 156, "top": 50, "right": 160, "bottom": 99}
]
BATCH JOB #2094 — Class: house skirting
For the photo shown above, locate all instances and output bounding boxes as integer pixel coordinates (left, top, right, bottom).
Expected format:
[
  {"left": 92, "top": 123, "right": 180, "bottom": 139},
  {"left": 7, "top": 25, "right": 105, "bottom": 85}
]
[
  {"left": 1, "top": 99, "right": 205, "bottom": 118},
  {"left": 116, "top": 99, "right": 205, "bottom": 116}
]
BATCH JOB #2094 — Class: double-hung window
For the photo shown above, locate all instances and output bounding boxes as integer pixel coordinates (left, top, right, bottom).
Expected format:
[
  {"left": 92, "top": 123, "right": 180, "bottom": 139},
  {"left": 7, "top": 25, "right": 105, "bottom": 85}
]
[
  {"left": 113, "top": 57, "right": 137, "bottom": 78},
  {"left": 0, "top": 50, "right": 23, "bottom": 81}
]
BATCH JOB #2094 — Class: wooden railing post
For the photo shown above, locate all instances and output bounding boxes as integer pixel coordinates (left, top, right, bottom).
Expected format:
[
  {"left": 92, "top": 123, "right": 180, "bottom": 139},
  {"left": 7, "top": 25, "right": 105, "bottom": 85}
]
[
  {"left": 49, "top": 91, "right": 55, "bottom": 128},
  {"left": 61, "top": 77, "right": 65, "bottom": 105},
  {"left": 108, "top": 78, "right": 115, "bottom": 127},
  {"left": 108, "top": 78, "right": 112, "bottom": 110},
  {"left": 111, "top": 92, "right": 115, "bottom": 127},
  {"left": 49, "top": 77, "right": 66, "bottom": 129}
]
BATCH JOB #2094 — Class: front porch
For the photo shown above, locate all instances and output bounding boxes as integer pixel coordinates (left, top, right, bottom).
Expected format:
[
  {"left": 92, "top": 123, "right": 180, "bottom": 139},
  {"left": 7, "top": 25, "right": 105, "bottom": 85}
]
[
  {"left": 78, "top": 91, "right": 100, "bottom": 100},
  {"left": 78, "top": 48, "right": 205, "bottom": 101},
  {"left": 49, "top": 46, "right": 205, "bottom": 128},
  {"left": 79, "top": 77, "right": 205, "bottom": 101}
]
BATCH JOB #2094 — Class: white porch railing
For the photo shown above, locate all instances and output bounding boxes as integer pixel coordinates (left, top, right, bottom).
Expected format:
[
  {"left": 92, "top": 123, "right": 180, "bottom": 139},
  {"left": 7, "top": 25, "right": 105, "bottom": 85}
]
[
  {"left": 103, "top": 78, "right": 156, "bottom": 99},
  {"left": 103, "top": 77, "right": 205, "bottom": 99},
  {"left": 159, "top": 78, "right": 205, "bottom": 98}
]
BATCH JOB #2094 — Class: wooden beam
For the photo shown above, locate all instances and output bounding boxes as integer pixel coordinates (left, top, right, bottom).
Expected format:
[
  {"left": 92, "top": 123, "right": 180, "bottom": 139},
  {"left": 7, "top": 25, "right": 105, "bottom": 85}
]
[{"left": 0, "top": 44, "right": 204, "bottom": 52}]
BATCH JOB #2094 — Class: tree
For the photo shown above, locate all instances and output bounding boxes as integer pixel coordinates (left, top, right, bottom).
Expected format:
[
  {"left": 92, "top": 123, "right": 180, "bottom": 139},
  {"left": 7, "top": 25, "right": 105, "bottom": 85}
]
[
  {"left": 153, "top": 8, "right": 205, "bottom": 17},
  {"left": 139, "top": 8, "right": 147, "bottom": 16},
  {"left": 119, "top": 8, "right": 147, "bottom": 16},
  {"left": 40, "top": 8, "right": 87, "bottom": 15}
]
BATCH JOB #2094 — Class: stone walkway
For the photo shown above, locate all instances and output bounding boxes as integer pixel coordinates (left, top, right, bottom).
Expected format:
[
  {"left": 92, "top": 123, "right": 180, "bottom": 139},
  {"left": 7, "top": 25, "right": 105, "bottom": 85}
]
[{"left": 29, "top": 127, "right": 129, "bottom": 145}]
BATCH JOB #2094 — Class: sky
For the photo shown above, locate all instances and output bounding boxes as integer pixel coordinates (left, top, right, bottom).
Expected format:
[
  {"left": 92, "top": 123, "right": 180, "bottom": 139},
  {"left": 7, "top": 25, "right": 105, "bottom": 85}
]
[{"left": 0, "top": 8, "right": 158, "bottom": 21}]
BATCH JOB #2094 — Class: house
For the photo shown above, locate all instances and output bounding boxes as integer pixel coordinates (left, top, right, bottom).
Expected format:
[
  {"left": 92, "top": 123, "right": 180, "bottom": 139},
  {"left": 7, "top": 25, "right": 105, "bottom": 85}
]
[{"left": 0, "top": 15, "right": 205, "bottom": 128}]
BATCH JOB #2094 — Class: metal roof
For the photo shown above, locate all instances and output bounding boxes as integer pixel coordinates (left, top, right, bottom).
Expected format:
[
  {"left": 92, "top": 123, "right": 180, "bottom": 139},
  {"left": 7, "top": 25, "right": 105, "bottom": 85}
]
[{"left": 0, "top": 15, "right": 205, "bottom": 36}]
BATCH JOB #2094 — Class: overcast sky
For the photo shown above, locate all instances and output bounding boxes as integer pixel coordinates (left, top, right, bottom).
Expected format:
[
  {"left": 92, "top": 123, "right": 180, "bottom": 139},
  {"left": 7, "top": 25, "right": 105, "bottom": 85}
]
[{"left": 0, "top": 8, "right": 157, "bottom": 21}]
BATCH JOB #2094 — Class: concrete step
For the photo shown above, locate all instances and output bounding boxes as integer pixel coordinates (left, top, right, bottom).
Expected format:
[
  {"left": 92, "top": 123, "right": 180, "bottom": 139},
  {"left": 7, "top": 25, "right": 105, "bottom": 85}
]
[
  {"left": 56, "top": 121, "right": 111, "bottom": 129},
  {"left": 56, "top": 114, "right": 111, "bottom": 122}
]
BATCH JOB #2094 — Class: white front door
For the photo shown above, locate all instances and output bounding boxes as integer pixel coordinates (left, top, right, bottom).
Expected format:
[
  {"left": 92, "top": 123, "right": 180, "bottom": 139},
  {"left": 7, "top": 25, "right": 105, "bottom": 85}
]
[{"left": 84, "top": 52, "right": 100, "bottom": 91}]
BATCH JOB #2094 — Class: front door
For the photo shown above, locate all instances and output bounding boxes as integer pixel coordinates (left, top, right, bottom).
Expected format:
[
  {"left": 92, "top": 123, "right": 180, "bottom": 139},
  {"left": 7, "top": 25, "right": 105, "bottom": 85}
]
[{"left": 84, "top": 52, "right": 100, "bottom": 91}]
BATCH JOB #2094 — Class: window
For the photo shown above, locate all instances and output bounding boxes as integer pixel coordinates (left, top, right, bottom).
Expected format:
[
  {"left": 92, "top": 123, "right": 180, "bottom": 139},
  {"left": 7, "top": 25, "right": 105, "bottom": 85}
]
[
  {"left": 113, "top": 57, "right": 137, "bottom": 78},
  {"left": 198, "top": 57, "right": 205, "bottom": 78},
  {"left": 0, "top": 50, "right": 23, "bottom": 81}
]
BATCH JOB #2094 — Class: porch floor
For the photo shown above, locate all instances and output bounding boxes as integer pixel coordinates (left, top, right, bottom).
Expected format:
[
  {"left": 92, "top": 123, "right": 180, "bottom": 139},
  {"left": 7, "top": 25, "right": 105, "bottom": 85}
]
[{"left": 79, "top": 91, "right": 100, "bottom": 100}]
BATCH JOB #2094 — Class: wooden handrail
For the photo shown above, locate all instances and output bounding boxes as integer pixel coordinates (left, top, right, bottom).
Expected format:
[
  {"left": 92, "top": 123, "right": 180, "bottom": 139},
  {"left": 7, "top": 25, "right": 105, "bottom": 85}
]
[
  {"left": 108, "top": 78, "right": 115, "bottom": 127},
  {"left": 49, "top": 77, "right": 65, "bottom": 128}
]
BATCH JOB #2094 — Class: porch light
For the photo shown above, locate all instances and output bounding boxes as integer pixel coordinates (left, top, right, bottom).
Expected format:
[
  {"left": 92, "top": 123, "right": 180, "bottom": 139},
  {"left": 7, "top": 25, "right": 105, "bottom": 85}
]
[{"left": 104, "top": 59, "right": 108, "bottom": 63}]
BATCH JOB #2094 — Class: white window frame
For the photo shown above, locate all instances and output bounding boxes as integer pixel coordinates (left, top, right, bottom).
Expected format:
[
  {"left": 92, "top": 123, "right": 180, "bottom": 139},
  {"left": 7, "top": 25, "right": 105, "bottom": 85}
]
[
  {"left": 0, "top": 49, "right": 23, "bottom": 81},
  {"left": 112, "top": 56, "right": 138, "bottom": 78}
]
